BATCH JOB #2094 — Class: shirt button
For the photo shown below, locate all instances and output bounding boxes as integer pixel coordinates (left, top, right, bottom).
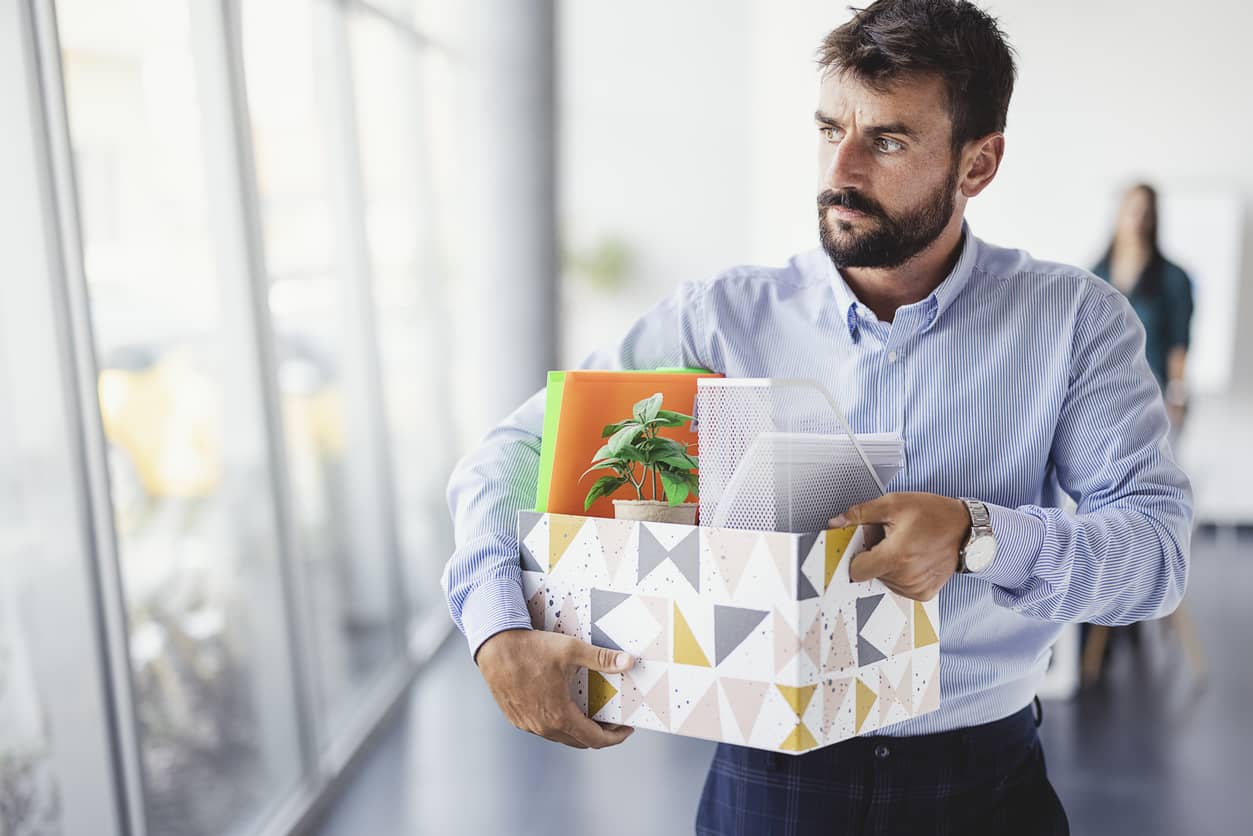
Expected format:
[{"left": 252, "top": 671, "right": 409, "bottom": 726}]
[
  {"left": 874, "top": 744, "right": 891, "bottom": 759},
  {"left": 887, "top": 351, "right": 899, "bottom": 363}
]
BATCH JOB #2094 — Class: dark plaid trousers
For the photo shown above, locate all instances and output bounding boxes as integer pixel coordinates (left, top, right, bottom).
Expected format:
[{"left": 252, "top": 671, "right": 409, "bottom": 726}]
[{"left": 695, "top": 704, "right": 1068, "bottom": 836}]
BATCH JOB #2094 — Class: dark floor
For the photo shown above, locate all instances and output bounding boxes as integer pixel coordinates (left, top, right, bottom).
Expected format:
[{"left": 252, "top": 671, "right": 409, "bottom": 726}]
[{"left": 314, "top": 530, "right": 1251, "bottom": 836}]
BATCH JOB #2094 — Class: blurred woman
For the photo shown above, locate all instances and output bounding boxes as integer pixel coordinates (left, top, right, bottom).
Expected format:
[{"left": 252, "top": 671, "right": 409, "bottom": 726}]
[
  {"left": 1092, "top": 184, "right": 1194, "bottom": 429},
  {"left": 1082, "top": 184, "right": 1196, "bottom": 687}
]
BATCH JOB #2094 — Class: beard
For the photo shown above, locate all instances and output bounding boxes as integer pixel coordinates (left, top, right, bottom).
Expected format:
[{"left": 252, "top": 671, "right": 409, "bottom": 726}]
[{"left": 818, "top": 162, "right": 959, "bottom": 270}]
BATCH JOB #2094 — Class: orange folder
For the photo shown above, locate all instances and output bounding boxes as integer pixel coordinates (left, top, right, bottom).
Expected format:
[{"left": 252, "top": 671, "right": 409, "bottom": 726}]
[{"left": 535, "top": 368, "right": 723, "bottom": 518}]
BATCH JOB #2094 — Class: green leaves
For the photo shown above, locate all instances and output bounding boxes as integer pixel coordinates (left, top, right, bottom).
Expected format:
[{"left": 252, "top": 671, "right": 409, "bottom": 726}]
[
  {"left": 584, "top": 475, "right": 629, "bottom": 511},
  {"left": 607, "top": 423, "right": 645, "bottom": 455},
  {"left": 583, "top": 391, "right": 700, "bottom": 510},
  {"left": 633, "top": 393, "right": 663, "bottom": 424},
  {"left": 658, "top": 467, "right": 700, "bottom": 506}
]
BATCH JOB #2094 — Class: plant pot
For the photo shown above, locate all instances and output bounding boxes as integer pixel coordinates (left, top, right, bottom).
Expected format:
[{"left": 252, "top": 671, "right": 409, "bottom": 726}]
[{"left": 612, "top": 499, "right": 697, "bottom": 524}]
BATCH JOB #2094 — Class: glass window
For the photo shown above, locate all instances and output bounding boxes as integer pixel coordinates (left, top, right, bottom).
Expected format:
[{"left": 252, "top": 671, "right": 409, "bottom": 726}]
[
  {"left": 347, "top": 6, "right": 455, "bottom": 632},
  {"left": 55, "top": 1, "right": 304, "bottom": 832},
  {"left": 0, "top": 299, "right": 121, "bottom": 835},
  {"left": 240, "top": 0, "right": 402, "bottom": 739}
]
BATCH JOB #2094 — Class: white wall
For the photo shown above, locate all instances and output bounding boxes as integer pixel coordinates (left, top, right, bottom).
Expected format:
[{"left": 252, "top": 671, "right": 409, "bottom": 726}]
[{"left": 560, "top": 0, "right": 1253, "bottom": 395}]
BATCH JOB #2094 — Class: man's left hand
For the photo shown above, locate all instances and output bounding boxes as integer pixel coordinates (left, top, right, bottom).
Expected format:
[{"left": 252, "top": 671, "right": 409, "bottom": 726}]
[{"left": 830, "top": 492, "right": 971, "bottom": 601}]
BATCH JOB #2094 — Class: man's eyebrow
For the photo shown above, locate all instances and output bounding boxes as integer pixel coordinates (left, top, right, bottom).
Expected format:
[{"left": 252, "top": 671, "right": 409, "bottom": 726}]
[{"left": 813, "top": 110, "right": 919, "bottom": 140}]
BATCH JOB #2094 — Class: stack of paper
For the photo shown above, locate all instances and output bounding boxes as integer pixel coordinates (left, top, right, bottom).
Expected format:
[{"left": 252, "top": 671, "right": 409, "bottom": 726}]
[{"left": 706, "top": 431, "right": 904, "bottom": 532}]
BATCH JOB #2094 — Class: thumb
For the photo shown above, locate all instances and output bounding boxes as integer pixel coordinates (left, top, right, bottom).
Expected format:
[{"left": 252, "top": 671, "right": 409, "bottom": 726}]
[
  {"left": 578, "top": 641, "right": 635, "bottom": 674},
  {"left": 830, "top": 494, "right": 894, "bottom": 528}
]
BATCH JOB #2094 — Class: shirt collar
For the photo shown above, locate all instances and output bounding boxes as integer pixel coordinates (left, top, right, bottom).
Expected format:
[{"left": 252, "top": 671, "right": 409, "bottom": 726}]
[{"left": 825, "top": 221, "right": 979, "bottom": 340}]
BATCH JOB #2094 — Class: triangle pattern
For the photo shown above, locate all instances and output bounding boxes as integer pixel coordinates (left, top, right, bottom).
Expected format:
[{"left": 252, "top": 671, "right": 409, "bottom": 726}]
[
  {"left": 856, "top": 593, "right": 887, "bottom": 665},
  {"left": 797, "top": 532, "right": 821, "bottom": 600},
  {"left": 520, "top": 540, "right": 544, "bottom": 573},
  {"left": 797, "top": 571, "right": 820, "bottom": 601},
  {"left": 620, "top": 669, "right": 645, "bottom": 723},
  {"left": 638, "top": 595, "right": 670, "bottom": 662},
  {"left": 775, "top": 683, "right": 818, "bottom": 719},
  {"left": 519, "top": 511, "right": 544, "bottom": 545},
  {"left": 917, "top": 666, "right": 941, "bottom": 714},
  {"left": 673, "top": 603, "right": 711, "bottom": 667},
  {"left": 707, "top": 529, "right": 755, "bottom": 596},
  {"left": 637, "top": 525, "right": 671, "bottom": 582},
  {"left": 825, "top": 527, "right": 856, "bottom": 590},
  {"left": 856, "top": 594, "right": 885, "bottom": 635},
  {"left": 677, "top": 683, "right": 722, "bottom": 740},
  {"left": 552, "top": 593, "right": 581, "bottom": 639},
  {"left": 914, "top": 601, "right": 939, "bottom": 648},
  {"left": 667, "top": 528, "right": 701, "bottom": 591},
  {"left": 822, "top": 678, "right": 851, "bottom": 738},
  {"left": 588, "top": 671, "right": 619, "bottom": 718},
  {"left": 765, "top": 535, "right": 793, "bottom": 592},
  {"left": 801, "top": 610, "right": 823, "bottom": 668},
  {"left": 773, "top": 609, "right": 799, "bottom": 675},
  {"left": 858, "top": 634, "right": 886, "bottom": 667},
  {"left": 590, "top": 623, "right": 623, "bottom": 653},
  {"left": 713, "top": 605, "right": 769, "bottom": 666},
  {"left": 590, "top": 588, "right": 631, "bottom": 624},
  {"left": 778, "top": 722, "right": 818, "bottom": 752},
  {"left": 643, "top": 670, "right": 671, "bottom": 730},
  {"left": 719, "top": 677, "right": 771, "bottom": 741},
  {"left": 593, "top": 518, "right": 633, "bottom": 583},
  {"left": 797, "top": 531, "right": 821, "bottom": 566},
  {"left": 891, "top": 608, "right": 913, "bottom": 655},
  {"left": 549, "top": 516, "right": 585, "bottom": 571},
  {"left": 855, "top": 677, "right": 877, "bottom": 733},
  {"left": 879, "top": 660, "right": 910, "bottom": 723},
  {"left": 825, "top": 609, "right": 855, "bottom": 673},
  {"left": 526, "top": 587, "right": 546, "bottom": 630}
]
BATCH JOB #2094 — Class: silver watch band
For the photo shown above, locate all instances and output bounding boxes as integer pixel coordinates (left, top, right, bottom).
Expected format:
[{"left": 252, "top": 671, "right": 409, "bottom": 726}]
[
  {"left": 958, "top": 497, "right": 994, "bottom": 573},
  {"left": 961, "top": 497, "right": 991, "bottom": 530}
]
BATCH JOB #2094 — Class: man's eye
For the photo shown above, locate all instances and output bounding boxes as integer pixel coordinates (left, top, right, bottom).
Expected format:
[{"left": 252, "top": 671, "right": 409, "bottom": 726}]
[
  {"left": 820, "top": 126, "right": 841, "bottom": 142},
  {"left": 875, "top": 137, "right": 904, "bottom": 153}
]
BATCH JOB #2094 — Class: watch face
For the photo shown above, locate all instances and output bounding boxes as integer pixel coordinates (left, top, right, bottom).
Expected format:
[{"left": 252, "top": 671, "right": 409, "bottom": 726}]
[{"left": 964, "top": 535, "right": 997, "bottom": 573}]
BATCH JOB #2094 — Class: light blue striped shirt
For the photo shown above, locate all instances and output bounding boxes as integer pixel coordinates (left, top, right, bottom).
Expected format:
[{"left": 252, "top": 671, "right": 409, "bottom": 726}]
[{"left": 443, "top": 224, "right": 1192, "bottom": 735}]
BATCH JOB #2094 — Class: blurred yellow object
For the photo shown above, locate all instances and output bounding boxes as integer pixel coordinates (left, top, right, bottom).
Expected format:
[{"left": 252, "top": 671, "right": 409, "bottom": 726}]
[
  {"left": 98, "top": 349, "right": 222, "bottom": 500},
  {"left": 97, "top": 344, "right": 345, "bottom": 507}
]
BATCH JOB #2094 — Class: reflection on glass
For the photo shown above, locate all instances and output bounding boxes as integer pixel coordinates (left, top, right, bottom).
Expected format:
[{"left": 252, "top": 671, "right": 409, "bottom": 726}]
[
  {"left": 347, "top": 8, "right": 454, "bottom": 629},
  {"left": 0, "top": 575, "right": 61, "bottom": 835},
  {"left": 56, "top": 1, "right": 302, "bottom": 832},
  {"left": 241, "top": 0, "right": 399, "bottom": 737}
]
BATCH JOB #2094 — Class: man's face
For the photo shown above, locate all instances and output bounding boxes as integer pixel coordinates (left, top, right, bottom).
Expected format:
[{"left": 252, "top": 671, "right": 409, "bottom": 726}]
[{"left": 816, "top": 71, "right": 962, "bottom": 270}]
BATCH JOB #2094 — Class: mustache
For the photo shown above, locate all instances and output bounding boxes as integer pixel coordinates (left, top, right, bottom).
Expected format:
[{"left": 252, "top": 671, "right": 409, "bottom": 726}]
[{"left": 818, "top": 189, "right": 885, "bottom": 218}]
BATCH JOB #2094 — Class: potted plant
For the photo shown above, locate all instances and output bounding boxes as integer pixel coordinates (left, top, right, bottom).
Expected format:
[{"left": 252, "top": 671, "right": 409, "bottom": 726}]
[{"left": 580, "top": 392, "right": 700, "bottom": 523}]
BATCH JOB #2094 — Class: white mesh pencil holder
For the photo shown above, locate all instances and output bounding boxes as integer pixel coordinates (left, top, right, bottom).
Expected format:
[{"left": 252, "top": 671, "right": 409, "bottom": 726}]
[{"left": 695, "top": 378, "right": 900, "bottom": 532}]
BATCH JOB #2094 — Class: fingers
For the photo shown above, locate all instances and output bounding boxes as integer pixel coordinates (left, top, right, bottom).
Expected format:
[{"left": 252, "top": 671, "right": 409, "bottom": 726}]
[
  {"left": 830, "top": 493, "right": 897, "bottom": 528},
  {"left": 848, "top": 542, "right": 895, "bottom": 583},
  {"left": 562, "top": 704, "right": 635, "bottom": 748},
  {"left": 573, "top": 639, "right": 635, "bottom": 674}
]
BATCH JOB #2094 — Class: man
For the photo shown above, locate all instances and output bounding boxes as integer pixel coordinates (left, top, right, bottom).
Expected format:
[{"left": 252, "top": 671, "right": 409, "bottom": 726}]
[{"left": 443, "top": 0, "right": 1192, "bottom": 833}]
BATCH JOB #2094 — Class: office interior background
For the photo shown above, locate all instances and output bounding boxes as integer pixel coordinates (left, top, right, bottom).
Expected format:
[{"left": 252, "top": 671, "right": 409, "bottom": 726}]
[{"left": 1, "top": 0, "right": 1250, "bottom": 834}]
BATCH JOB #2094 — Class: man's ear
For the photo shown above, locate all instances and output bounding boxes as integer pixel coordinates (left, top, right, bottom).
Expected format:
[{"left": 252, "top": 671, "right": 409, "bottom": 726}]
[{"left": 959, "top": 133, "right": 1005, "bottom": 199}]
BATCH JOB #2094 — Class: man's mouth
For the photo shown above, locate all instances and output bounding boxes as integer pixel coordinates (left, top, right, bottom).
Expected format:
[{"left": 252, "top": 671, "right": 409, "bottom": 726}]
[{"left": 828, "top": 204, "right": 867, "bottom": 219}]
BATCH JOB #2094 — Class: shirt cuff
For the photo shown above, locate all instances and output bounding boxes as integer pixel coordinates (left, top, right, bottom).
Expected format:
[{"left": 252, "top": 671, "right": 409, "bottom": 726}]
[
  {"left": 461, "top": 576, "right": 533, "bottom": 664},
  {"left": 980, "top": 502, "right": 1046, "bottom": 591}
]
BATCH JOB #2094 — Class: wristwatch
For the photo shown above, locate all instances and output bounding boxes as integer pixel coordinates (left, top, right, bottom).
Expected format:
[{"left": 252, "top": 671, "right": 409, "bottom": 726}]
[{"left": 957, "top": 497, "right": 996, "bottom": 574}]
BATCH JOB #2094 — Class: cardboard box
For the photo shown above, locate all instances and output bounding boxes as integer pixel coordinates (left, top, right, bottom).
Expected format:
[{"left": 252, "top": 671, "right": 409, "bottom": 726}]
[{"left": 518, "top": 510, "right": 941, "bottom": 754}]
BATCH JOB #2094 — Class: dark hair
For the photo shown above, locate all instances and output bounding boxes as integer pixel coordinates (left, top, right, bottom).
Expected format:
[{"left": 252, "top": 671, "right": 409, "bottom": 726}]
[
  {"left": 1099, "top": 183, "right": 1164, "bottom": 295},
  {"left": 817, "top": 0, "right": 1017, "bottom": 150}
]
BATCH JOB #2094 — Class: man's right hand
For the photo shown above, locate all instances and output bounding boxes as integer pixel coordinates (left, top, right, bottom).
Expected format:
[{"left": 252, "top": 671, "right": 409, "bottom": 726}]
[{"left": 475, "top": 628, "right": 637, "bottom": 750}]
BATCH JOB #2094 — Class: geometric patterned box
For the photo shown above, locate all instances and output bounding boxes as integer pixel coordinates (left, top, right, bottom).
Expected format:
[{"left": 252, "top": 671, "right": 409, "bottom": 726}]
[{"left": 518, "top": 510, "right": 941, "bottom": 755}]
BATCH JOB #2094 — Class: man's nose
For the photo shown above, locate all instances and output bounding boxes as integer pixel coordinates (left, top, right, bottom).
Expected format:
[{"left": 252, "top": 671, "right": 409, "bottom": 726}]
[{"left": 823, "top": 135, "right": 867, "bottom": 190}]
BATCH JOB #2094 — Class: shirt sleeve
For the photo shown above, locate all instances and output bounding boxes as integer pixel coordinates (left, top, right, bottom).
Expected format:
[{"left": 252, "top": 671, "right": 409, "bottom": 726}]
[
  {"left": 978, "top": 284, "right": 1193, "bottom": 624},
  {"left": 441, "top": 280, "right": 711, "bottom": 661}
]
